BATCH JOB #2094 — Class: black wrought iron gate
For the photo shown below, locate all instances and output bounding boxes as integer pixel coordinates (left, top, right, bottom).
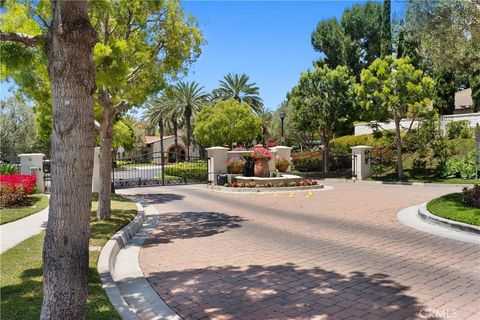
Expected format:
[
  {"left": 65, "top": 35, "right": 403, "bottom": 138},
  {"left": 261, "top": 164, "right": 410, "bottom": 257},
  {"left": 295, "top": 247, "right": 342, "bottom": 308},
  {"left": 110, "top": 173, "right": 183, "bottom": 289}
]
[{"left": 112, "top": 151, "right": 208, "bottom": 188}]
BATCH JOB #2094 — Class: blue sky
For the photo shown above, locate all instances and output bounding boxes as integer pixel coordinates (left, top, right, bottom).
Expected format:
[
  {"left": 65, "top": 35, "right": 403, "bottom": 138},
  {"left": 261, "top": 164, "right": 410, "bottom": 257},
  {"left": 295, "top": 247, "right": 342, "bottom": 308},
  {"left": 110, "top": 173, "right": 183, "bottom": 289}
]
[
  {"left": 1, "top": 1, "right": 405, "bottom": 111},
  {"left": 181, "top": 0, "right": 406, "bottom": 110}
]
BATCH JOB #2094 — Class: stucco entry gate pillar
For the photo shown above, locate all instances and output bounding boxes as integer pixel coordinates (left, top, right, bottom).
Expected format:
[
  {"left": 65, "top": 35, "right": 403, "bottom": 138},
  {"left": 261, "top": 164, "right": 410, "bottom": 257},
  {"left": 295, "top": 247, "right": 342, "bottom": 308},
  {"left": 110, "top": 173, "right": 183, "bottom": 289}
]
[{"left": 351, "top": 145, "right": 372, "bottom": 180}]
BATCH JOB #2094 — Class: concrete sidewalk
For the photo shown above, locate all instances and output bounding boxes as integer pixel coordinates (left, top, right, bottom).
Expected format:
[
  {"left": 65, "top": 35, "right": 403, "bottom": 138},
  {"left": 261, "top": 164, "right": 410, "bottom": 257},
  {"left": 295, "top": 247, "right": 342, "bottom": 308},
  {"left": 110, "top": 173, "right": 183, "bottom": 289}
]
[{"left": 1, "top": 206, "right": 49, "bottom": 253}]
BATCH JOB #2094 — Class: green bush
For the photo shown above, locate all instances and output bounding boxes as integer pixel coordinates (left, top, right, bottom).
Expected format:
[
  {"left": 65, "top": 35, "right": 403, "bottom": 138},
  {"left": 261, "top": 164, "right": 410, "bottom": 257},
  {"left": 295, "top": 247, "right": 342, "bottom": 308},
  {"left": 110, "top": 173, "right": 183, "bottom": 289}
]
[
  {"left": 412, "top": 158, "right": 427, "bottom": 174},
  {"left": 291, "top": 151, "right": 322, "bottom": 172},
  {"left": 330, "top": 132, "right": 394, "bottom": 154},
  {"left": 0, "top": 164, "right": 18, "bottom": 174},
  {"left": 163, "top": 161, "right": 207, "bottom": 182},
  {"left": 442, "top": 150, "right": 477, "bottom": 179},
  {"left": 446, "top": 120, "right": 470, "bottom": 139},
  {"left": 330, "top": 134, "right": 371, "bottom": 154}
]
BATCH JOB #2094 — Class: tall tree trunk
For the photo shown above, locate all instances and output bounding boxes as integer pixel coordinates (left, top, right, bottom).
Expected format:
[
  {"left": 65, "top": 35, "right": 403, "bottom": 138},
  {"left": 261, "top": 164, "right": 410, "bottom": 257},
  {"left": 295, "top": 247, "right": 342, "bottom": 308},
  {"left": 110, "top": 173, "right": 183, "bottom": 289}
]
[
  {"left": 394, "top": 115, "right": 404, "bottom": 179},
  {"left": 172, "top": 118, "right": 179, "bottom": 162},
  {"left": 97, "top": 107, "right": 115, "bottom": 220},
  {"left": 159, "top": 118, "right": 165, "bottom": 157},
  {"left": 323, "top": 132, "right": 330, "bottom": 174},
  {"left": 41, "top": 1, "right": 97, "bottom": 319},
  {"left": 159, "top": 119, "right": 165, "bottom": 184},
  {"left": 185, "top": 106, "right": 191, "bottom": 160}
]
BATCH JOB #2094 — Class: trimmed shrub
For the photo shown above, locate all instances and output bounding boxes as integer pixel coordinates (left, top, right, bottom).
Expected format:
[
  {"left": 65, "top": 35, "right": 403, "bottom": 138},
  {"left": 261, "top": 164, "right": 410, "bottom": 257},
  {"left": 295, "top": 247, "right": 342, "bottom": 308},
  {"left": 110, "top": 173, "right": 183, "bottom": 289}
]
[
  {"left": 0, "top": 174, "right": 37, "bottom": 207},
  {"left": 163, "top": 161, "right": 207, "bottom": 183},
  {"left": 291, "top": 151, "right": 322, "bottom": 172}
]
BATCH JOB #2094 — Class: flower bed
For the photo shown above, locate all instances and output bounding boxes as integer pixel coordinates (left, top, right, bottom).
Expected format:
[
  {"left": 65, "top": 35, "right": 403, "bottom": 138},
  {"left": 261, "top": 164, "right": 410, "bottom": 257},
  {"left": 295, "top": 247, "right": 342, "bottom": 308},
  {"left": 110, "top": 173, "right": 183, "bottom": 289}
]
[
  {"left": 0, "top": 174, "right": 37, "bottom": 208},
  {"left": 224, "top": 178, "right": 318, "bottom": 188}
]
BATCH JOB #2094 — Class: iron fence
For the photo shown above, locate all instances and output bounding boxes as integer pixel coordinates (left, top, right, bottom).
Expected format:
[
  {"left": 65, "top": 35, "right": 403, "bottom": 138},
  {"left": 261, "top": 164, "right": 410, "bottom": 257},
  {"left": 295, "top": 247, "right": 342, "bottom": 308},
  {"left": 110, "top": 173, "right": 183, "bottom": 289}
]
[
  {"left": 290, "top": 152, "right": 354, "bottom": 180},
  {"left": 112, "top": 151, "right": 208, "bottom": 188}
]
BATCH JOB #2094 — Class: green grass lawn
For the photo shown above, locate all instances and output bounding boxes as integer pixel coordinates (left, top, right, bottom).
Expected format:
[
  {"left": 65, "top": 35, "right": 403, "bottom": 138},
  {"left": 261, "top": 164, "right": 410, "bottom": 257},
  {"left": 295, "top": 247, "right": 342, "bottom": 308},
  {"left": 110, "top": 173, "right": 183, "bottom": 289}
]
[
  {"left": 427, "top": 193, "right": 480, "bottom": 226},
  {"left": 0, "top": 194, "right": 50, "bottom": 225},
  {"left": 0, "top": 193, "right": 137, "bottom": 319}
]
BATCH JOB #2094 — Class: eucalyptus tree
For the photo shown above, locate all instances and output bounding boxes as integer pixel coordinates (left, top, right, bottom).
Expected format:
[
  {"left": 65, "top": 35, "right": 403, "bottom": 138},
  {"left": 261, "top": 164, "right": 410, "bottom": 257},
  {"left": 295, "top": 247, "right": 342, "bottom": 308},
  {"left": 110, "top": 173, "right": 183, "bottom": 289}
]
[
  {"left": 1, "top": 1, "right": 96, "bottom": 318},
  {"left": 170, "top": 81, "right": 208, "bottom": 158},
  {"left": 212, "top": 73, "right": 263, "bottom": 112}
]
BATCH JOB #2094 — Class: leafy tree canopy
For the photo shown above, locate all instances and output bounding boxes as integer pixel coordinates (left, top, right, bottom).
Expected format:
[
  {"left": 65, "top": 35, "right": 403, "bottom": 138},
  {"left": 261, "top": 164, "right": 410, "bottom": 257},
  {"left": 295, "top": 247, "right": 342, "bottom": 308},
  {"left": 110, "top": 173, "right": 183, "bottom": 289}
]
[
  {"left": 355, "top": 56, "right": 435, "bottom": 178},
  {"left": 355, "top": 56, "right": 435, "bottom": 121},
  {"left": 289, "top": 65, "right": 356, "bottom": 143},
  {"left": 0, "top": 0, "right": 203, "bottom": 139},
  {"left": 194, "top": 99, "right": 261, "bottom": 148},
  {"left": 0, "top": 94, "right": 39, "bottom": 159},
  {"left": 111, "top": 118, "right": 136, "bottom": 152},
  {"left": 312, "top": 1, "right": 382, "bottom": 77}
]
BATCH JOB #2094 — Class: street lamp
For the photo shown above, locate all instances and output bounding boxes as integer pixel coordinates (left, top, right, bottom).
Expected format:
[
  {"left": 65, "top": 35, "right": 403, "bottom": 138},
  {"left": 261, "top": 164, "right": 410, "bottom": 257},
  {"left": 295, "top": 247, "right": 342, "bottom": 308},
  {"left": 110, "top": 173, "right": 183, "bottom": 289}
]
[{"left": 279, "top": 111, "right": 286, "bottom": 146}]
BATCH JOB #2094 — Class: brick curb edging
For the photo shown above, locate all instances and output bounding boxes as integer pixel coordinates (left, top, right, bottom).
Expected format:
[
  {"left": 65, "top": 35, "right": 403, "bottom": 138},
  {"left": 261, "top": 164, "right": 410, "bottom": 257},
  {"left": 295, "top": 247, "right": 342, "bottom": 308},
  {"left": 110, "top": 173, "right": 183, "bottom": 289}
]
[
  {"left": 417, "top": 204, "right": 480, "bottom": 235},
  {"left": 97, "top": 199, "right": 181, "bottom": 320}
]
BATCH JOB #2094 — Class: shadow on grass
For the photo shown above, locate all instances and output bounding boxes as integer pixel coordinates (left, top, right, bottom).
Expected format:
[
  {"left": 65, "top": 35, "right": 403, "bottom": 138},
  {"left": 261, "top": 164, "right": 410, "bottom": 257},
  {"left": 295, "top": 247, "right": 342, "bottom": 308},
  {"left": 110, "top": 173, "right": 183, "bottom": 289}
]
[
  {"left": 147, "top": 263, "right": 437, "bottom": 320},
  {"left": 144, "top": 211, "right": 245, "bottom": 246},
  {"left": 1, "top": 265, "right": 120, "bottom": 320}
]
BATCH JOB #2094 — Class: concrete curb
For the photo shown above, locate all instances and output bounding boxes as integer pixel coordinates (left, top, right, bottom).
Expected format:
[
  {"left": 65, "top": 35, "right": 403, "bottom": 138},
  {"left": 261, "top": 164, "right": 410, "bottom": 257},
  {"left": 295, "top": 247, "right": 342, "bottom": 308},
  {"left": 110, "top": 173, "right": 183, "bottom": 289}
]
[
  {"left": 418, "top": 204, "right": 480, "bottom": 235},
  {"left": 98, "top": 199, "right": 180, "bottom": 320},
  {"left": 209, "top": 184, "right": 326, "bottom": 193},
  {"left": 397, "top": 205, "right": 479, "bottom": 244},
  {"left": 97, "top": 202, "right": 146, "bottom": 320}
]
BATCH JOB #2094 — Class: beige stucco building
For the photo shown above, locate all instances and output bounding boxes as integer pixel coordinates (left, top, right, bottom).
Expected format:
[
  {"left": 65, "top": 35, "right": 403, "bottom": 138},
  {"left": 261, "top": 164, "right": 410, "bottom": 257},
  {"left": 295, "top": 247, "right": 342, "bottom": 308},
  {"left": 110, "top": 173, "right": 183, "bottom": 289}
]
[
  {"left": 454, "top": 88, "right": 473, "bottom": 114},
  {"left": 143, "top": 135, "right": 201, "bottom": 162}
]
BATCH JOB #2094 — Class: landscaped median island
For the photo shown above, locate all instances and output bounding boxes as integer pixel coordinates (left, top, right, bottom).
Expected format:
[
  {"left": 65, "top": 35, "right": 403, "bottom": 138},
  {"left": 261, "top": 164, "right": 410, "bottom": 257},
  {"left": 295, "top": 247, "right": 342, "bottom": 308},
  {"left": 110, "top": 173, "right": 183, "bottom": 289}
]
[
  {"left": 0, "top": 194, "right": 137, "bottom": 319},
  {"left": 426, "top": 185, "right": 480, "bottom": 226}
]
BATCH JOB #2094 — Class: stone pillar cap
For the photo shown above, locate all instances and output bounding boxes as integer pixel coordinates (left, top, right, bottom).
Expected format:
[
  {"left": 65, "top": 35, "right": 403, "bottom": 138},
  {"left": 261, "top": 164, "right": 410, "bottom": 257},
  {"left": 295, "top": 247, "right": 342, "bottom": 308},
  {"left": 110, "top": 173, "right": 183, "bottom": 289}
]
[
  {"left": 205, "top": 146, "right": 229, "bottom": 150},
  {"left": 18, "top": 153, "right": 45, "bottom": 157},
  {"left": 350, "top": 145, "right": 372, "bottom": 149}
]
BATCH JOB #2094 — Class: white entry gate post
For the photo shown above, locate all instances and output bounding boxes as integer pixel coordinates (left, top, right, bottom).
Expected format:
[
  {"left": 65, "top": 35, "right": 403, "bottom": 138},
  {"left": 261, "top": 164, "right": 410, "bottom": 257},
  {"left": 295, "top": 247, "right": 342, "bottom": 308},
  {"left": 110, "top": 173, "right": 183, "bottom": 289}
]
[
  {"left": 18, "top": 153, "right": 45, "bottom": 193},
  {"left": 351, "top": 146, "right": 372, "bottom": 181}
]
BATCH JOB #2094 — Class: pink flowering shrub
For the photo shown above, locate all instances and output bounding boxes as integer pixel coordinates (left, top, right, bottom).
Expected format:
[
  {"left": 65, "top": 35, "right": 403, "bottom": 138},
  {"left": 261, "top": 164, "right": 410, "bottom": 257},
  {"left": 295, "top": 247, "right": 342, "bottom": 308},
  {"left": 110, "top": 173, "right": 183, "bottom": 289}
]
[
  {"left": 0, "top": 174, "right": 36, "bottom": 207},
  {"left": 251, "top": 146, "right": 273, "bottom": 160}
]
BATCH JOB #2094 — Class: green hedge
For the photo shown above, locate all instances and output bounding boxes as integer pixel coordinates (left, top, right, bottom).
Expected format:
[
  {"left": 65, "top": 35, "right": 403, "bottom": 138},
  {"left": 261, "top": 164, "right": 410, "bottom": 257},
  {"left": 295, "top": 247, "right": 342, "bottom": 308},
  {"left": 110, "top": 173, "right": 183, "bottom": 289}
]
[
  {"left": 163, "top": 161, "right": 208, "bottom": 182},
  {"left": 329, "top": 133, "right": 394, "bottom": 154}
]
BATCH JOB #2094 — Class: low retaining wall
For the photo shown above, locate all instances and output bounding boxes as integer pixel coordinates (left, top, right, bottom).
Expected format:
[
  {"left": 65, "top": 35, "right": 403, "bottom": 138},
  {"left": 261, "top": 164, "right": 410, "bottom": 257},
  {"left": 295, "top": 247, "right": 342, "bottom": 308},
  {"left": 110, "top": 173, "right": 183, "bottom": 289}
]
[
  {"left": 354, "top": 113, "right": 480, "bottom": 136},
  {"left": 417, "top": 204, "right": 480, "bottom": 235}
]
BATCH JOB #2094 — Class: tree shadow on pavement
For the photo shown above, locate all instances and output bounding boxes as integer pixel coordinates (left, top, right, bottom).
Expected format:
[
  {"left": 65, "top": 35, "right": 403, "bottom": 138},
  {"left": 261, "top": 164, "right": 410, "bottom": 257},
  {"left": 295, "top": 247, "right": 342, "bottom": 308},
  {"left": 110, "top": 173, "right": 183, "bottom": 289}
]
[
  {"left": 135, "top": 193, "right": 185, "bottom": 205},
  {"left": 146, "top": 263, "right": 439, "bottom": 320},
  {"left": 143, "top": 211, "right": 245, "bottom": 246}
]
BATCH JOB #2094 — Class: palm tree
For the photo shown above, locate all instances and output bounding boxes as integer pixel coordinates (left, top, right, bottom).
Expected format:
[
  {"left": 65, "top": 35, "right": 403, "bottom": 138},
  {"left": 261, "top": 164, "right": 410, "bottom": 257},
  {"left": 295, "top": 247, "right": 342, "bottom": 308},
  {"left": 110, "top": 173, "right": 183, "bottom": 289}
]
[
  {"left": 171, "top": 81, "right": 208, "bottom": 159},
  {"left": 257, "top": 106, "right": 272, "bottom": 144},
  {"left": 144, "top": 94, "right": 180, "bottom": 162},
  {"left": 212, "top": 73, "right": 263, "bottom": 112}
]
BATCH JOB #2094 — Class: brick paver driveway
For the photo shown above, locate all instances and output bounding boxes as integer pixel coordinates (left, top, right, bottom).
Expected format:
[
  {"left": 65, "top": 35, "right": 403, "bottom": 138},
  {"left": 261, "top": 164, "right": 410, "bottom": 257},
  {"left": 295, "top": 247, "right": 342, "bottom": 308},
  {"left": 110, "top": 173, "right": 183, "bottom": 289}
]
[{"left": 120, "top": 182, "right": 479, "bottom": 320}]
